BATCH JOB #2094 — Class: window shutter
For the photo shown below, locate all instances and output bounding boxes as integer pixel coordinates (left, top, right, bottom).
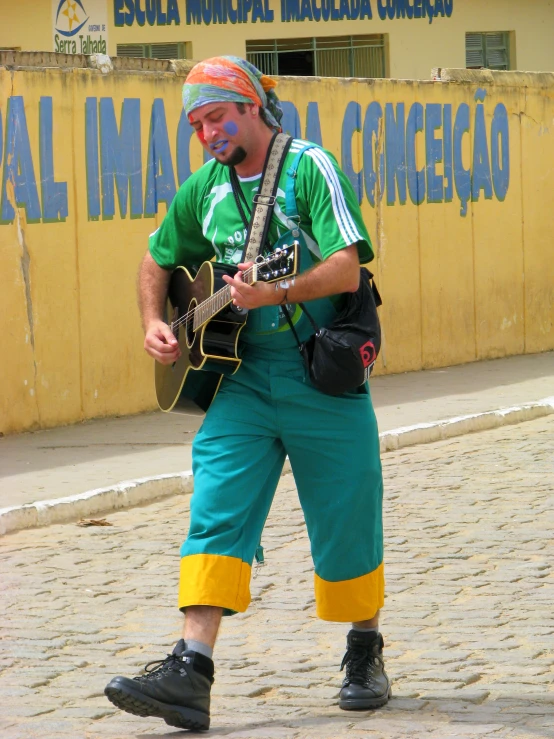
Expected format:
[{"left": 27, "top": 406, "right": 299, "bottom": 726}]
[
  {"left": 116, "top": 43, "right": 185, "bottom": 60},
  {"left": 116, "top": 44, "right": 146, "bottom": 58},
  {"left": 466, "top": 33, "right": 484, "bottom": 68},
  {"left": 466, "top": 32, "right": 510, "bottom": 71},
  {"left": 149, "top": 43, "right": 182, "bottom": 60},
  {"left": 485, "top": 33, "right": 508, "bottom": 70}
]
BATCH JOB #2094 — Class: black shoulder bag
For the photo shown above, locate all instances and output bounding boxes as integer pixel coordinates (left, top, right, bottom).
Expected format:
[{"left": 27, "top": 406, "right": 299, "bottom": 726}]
[{"left": 282, "top": 270, "right": 382, "bottom": 396}]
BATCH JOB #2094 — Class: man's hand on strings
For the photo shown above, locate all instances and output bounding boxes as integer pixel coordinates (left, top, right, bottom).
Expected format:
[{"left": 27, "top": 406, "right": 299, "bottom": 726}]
[
  {"left": 222, "top": 262, "right": 283, "bottom": 310},
  {"left": 144, "top": 319, "right": 181, "bottom": 365}
]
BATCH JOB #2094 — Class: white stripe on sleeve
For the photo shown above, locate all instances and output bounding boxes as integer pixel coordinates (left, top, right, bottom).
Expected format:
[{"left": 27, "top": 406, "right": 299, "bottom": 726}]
[{"left": 305, "top": 147, "right": 362, "bottom": 246}]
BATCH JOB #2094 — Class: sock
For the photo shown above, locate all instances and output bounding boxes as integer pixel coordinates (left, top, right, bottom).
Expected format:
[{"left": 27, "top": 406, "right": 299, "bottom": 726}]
[
  {"left": 351, "top": 625, "right": 379, "bottom": 634},
  {"left": 185, "top": 639, "right": 213, "bottom": 659}
]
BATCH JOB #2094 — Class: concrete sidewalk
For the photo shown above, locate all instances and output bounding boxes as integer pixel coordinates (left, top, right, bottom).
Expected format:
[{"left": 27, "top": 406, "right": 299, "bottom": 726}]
[{"left": 1, "top": 352, "right": 552, "bottom": 535}]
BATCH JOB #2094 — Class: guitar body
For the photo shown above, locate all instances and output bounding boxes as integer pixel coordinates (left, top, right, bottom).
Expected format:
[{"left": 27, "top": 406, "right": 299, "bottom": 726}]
[
  {"left": 155, "top": 262, "right": 248, "bottom": 415},
  {"left": 154, "top": 243, "right": 298, "bottom": 416}
]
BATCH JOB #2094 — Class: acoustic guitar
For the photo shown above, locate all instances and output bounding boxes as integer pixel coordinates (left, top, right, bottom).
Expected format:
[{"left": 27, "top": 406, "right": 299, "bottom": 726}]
[{"left": 155, "top": 242, "right": 299, "bottom": 415}]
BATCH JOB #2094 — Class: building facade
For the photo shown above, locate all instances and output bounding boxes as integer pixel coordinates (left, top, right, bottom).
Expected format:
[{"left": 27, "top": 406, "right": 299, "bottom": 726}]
[{"left": 2, "top": 0, "right": 554, "bottom": 79}]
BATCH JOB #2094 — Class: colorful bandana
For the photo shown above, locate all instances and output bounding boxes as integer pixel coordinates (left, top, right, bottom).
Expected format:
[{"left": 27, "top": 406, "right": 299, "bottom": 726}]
[{"left": 182, "top": 56, "right": 283, "bottom": 132}]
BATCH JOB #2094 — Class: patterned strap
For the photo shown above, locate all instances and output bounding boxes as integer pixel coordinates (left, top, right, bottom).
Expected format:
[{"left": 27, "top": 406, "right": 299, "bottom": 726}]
[{"left": 243, "top": 133, "right": 292, "bottom": 263}]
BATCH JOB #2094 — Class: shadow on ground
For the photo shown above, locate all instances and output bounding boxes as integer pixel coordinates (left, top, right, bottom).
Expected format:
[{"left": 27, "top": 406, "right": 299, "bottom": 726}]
[{"left": 137, "top": 694, "right": 554, "bottom": 738}]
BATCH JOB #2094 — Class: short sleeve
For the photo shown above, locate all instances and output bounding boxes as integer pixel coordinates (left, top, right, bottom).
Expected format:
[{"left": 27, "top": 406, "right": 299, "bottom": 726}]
[
  {"left": 295, "top": 147, "right": 373, "bottom": 264},
  {"left": 149, "top": 177, "right": 215, "bottom": 271}
]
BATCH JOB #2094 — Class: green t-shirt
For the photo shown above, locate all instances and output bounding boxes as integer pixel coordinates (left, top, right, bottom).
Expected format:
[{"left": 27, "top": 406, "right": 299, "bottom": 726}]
[{"left": 149, "top": 139, "right": 373, "bottom": 349}]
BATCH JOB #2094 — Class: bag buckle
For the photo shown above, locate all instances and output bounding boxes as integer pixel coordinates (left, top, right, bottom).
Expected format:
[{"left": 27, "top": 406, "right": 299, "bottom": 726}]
[{"left": 253, "top": 194, "right": 276, "bottom": 207}]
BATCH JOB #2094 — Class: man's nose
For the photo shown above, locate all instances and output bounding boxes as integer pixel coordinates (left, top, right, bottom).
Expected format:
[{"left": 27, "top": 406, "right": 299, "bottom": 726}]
[{"left": 204, "top": 124, "right": 219, "bottom": 143}]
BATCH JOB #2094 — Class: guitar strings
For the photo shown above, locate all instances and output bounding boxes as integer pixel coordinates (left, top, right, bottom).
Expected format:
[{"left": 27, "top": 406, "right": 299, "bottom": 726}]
[{"left": 170, "top": 263, "right": 259, "bottom": 334}]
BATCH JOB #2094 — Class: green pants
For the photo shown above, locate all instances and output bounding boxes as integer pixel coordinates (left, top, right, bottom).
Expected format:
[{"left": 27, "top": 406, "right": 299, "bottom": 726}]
[{"left": 179, "top": 347, "right": 384, "bottom": 622}]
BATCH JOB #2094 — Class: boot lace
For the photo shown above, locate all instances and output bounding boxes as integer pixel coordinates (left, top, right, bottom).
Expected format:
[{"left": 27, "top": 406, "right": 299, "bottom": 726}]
[
  {"left": 134, "top": 653, "right": 181, "bottom": 682},
  {"left": 340, "top": 645, "right": 383, "bottom": 687}
]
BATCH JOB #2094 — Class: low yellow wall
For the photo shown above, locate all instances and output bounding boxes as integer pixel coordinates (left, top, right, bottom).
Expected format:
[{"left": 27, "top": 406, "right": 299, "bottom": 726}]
[{"left": 1, "top": 56, "right": 553, "bottom": 435}]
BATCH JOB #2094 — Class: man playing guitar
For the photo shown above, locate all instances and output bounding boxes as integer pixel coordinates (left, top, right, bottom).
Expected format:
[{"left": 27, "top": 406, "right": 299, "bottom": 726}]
[{"left": 105, "top": 55, "right": 390, "bottom": 731}]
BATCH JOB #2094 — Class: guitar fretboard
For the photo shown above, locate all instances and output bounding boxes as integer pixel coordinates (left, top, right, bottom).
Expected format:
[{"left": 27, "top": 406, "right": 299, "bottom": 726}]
[{"left": 192, "top": 269, "right": 256, "bottom": 331}]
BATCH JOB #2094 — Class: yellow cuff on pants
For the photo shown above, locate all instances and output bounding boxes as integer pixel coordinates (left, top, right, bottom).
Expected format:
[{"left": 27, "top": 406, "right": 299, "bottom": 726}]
[
  {"left": 178, "top": 553, "right": 252, "bottom": 612},
  {"left": 315, "top": 562, "right": 385, "bottom": 622}
]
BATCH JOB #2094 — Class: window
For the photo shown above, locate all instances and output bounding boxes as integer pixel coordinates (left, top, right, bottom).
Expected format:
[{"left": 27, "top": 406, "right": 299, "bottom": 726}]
[
  {"left": 466, "top": 32, "right": 511, "bottom": 70},
  {"left": 246, "top": 35, "right": 386, "bottom": 79},
  {"left": 116, "top": 42, "right": 189, "bottom": 60}
]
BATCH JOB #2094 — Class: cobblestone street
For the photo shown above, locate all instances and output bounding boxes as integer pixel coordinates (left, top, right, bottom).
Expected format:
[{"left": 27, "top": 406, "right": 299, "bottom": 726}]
[{"left": 1, "top": 416, "right": 553, "bottom": 739}]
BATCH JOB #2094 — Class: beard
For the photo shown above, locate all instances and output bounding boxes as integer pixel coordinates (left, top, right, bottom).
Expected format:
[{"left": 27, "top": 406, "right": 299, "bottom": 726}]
[{"left": 220, "top": 146, "right": 247, "bottom": 167}]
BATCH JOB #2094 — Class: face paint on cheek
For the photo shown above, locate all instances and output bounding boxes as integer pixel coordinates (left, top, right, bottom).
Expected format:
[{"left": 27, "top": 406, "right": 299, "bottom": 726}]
[
  {"left": 188, "top": 114, "right": 207, "bottom": 145},
  {"left": 223, "top": 121, "right": 239, "bottom": 136}
]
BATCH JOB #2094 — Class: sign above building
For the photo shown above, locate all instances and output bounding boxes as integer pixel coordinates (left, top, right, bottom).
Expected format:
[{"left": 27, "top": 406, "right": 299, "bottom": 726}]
[
  {"left": 53, "top": 0, "right": 108, "bottom": 54},
  {"left": 113, "top": 0, "right": 454, "bottom": 27}
]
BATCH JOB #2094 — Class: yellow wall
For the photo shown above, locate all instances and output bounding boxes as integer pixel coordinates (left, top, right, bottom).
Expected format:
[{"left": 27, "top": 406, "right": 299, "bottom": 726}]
[
  {"left": 1, "top": 58, "right": 553, "bottom": 434},
  {"left": 2, "top": 1, "right": 554, "bottom": 77}
]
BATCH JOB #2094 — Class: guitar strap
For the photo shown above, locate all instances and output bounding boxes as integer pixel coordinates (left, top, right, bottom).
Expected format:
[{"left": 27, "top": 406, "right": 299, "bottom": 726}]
[
  {"left": 228, "top": 134, "right": 292, "bottom": 574},
  {"left": 231, "top": 132, "right": 293, "bottom": 263}
]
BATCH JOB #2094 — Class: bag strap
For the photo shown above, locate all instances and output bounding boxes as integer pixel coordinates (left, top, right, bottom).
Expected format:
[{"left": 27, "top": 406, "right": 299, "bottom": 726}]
[
  {"left": 280, "top": 142, "right": 322, "bottom": 349},
  {"left": 281, "top": 303, "right": 319, "bottom": 352},
  {"left": 233, "top": 132, "right": 292, "bottom": 263},
  {"left": 230, "top": 167, "right": 251, "bottom": 230},
  {"left": 284, "top": 143, "right": 317, "bottom": 220}
]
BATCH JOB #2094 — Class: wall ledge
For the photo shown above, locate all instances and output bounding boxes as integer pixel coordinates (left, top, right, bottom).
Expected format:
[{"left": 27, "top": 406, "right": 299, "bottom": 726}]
[
  {"left": 432, "top": 67, "right": 554, "bottom": 88},
  {"left": 2, "top": 53, "right": 553, "bottom": 88},
  {"left": 0, "top": 50, "right": 196, "bottom": 76}
]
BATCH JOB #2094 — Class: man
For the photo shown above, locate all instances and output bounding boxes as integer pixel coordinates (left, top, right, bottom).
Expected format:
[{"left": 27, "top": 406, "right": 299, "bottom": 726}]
[{"left": 105, "top": 56, "right": 390, "bottom": 731}]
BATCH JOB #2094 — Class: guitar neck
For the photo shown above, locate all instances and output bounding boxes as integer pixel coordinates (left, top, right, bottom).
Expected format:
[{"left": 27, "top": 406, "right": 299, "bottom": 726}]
[{"left": 192, "top": 265, "right": 257, "bottom": 331}]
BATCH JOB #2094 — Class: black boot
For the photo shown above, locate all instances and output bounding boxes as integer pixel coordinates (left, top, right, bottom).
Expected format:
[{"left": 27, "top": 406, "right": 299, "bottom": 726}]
[
  {"left": 339, "top": 630, "right": 391, "bottom": 710},
  {"left": 105, "top": 639, "right": 213, "bottom": 730}
]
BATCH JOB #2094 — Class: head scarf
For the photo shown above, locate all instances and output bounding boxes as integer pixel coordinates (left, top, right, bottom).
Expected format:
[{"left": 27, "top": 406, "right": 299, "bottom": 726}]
[{"left": 182, "top": 56, "right": 283, "bottom": 132}]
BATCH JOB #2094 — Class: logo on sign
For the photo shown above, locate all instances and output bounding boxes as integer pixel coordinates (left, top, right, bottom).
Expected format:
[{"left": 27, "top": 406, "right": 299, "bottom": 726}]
[
  {"left": 54, "top": 0, "right": 89, "bottom": 37},
  {"left": 53, "top": 0, "right": 107, "bottom": 55}
]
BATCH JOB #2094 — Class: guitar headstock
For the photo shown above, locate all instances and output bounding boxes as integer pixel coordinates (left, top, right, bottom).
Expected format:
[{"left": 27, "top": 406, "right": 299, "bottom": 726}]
[{"left": 255, "top": 241, "right": 299, "bottom": 284}]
